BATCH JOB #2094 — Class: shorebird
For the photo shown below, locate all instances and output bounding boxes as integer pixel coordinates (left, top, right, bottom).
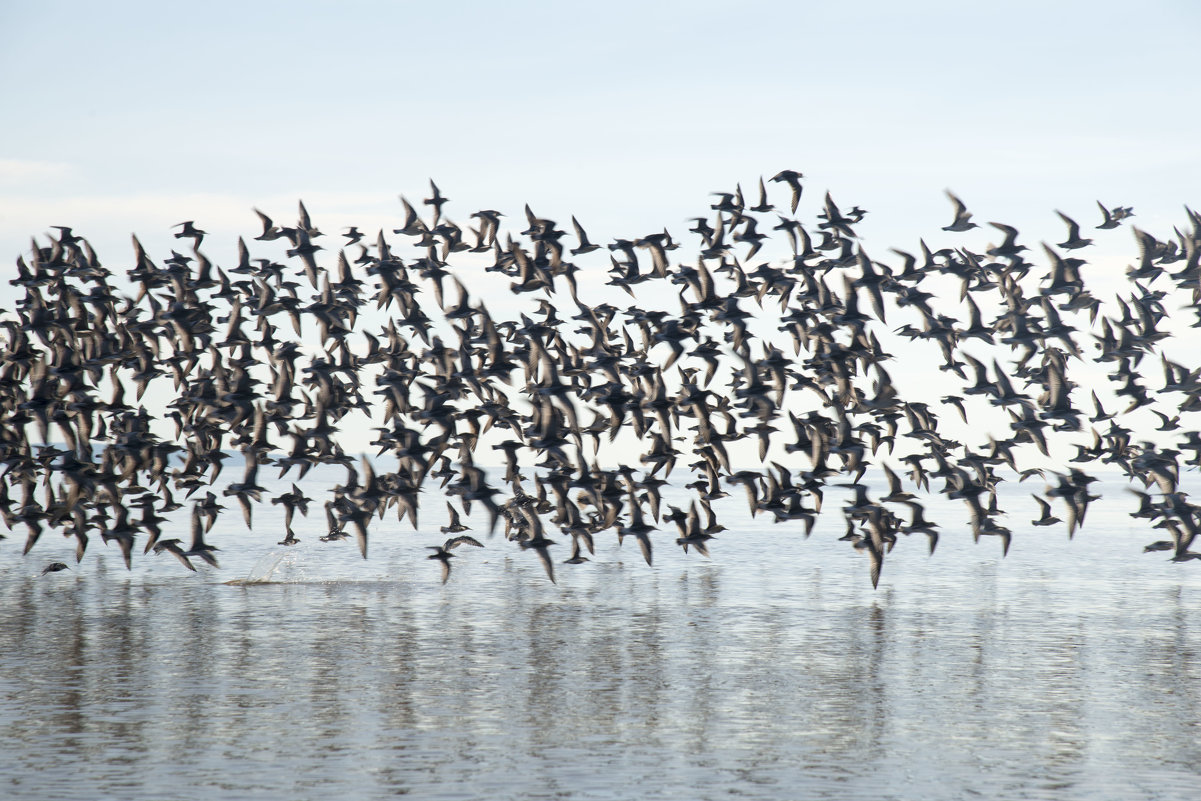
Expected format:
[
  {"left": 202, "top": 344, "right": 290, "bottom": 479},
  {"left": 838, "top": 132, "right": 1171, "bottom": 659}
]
[
  {"left": 770, "top": 169, "right": 804, "bottom": 214},
  {"left": 1055, "top": 210, "right": 1093, "bottom": 249},
  {"left": 427, "top": 535, "right": 484, "bottom": 583},
  {"left": 184, "top": 507, "right": 220, "bottom": 568},
  {"left": 153, "top": 539, "right": 197, "bottom": 571},
  {"left": 942, "top": 190, "right": 978, "bottom": 232},
  {"left": 1031, "top": 495, "right": 1062, "bottom": 527},
  {"left": 5, "top": 173, "right": 1199, "bottom": 594}
]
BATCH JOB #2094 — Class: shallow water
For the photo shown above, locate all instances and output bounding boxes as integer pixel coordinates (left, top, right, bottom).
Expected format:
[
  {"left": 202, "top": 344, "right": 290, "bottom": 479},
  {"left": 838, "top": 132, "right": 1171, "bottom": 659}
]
[{"left": 3, "top": 471, "right": 1201, "bottom": 800}]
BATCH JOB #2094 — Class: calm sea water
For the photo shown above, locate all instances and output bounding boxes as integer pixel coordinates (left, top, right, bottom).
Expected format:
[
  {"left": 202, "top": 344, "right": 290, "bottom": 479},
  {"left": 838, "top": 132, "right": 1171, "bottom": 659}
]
[{"left": 3, "top": 467, "right": 1200, "bottom": 800}]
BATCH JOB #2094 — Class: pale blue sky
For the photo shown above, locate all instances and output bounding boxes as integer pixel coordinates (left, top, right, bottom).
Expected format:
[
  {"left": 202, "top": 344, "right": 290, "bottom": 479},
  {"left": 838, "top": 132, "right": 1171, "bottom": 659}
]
[{"left": 3, "top": 0, "right": 1199, "bottom": 269}]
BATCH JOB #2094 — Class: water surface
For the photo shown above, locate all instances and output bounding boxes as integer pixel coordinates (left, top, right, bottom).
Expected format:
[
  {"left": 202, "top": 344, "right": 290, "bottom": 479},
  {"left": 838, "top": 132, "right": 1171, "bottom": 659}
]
[{"left": 3, "top": 473, "right": 1200, "bottom": 799}]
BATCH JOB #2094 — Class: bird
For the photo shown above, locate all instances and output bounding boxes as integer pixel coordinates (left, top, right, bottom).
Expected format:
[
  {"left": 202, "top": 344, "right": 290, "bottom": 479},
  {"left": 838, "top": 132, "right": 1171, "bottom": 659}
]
[
  {"left": 440, "top": 502, "right": 471, "bottom": 534},
  {"left": 427, "top": 535, "right": 484, "bottom": 583},
  {"left": 942, "top": 190, "right": 978, "bottom": 232},
  {"left": 570, "top": 216, "right": 601, "bottom": 255},
  {"left": 184, "top": 507, "right": 220, "bottom": 568},
  {"left": 1031, "top": 495, "right": 1062, "bottom": 527},
  {"left": 153, "top": 539, "right": 197, "bottom": 571},
  {"left": 770, "top": 170, "right": 804, "bottom": 214},
  {"left": 252, "top": 208, "right": 285, "bottom": 241},
  {"left": 1096, "top": 201, "right": 1127, "bottom": 229},
  {"left": 174, "top": 220, "right": 207, "bottom": 245},
  {"left": 5, "top": 171, "right": 1198, "bottom": 596},
  {"left": 564, "top": 537, "right": 591, "bottom": 564},
  {"left": 271, "top": 483, "right": 311, "bottom": 545},
  {"left": 518, "top": 532, "right": 557, "bottom": 583},
  {"left": 1055, "top": 210, "right": 1093, "bottom": 250}
]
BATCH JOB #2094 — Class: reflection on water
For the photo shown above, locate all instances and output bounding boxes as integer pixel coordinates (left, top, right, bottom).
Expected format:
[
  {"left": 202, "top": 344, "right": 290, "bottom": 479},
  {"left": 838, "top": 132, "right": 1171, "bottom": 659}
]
[{"left": 3, "top": 475, "right": 1201, "bottom": 799}]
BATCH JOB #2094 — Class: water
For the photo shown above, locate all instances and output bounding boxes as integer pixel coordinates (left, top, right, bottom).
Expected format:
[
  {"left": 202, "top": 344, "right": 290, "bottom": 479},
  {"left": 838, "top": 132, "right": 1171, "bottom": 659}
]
[{"left": 3, "top": 470, "right": 1201, "bottom": 799}]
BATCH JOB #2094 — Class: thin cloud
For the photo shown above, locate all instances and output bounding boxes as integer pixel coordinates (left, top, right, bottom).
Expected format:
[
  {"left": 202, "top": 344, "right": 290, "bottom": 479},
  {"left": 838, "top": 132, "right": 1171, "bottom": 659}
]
[{"left": 0, "top": 158, "right": 73, "bottom": 184}]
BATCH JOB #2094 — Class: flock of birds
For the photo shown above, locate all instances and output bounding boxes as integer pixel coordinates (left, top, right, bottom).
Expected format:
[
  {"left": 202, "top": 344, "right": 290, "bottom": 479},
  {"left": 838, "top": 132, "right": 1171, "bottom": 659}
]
[{"left": 5, "top": 170, "right": 1201, "bottom": 588}]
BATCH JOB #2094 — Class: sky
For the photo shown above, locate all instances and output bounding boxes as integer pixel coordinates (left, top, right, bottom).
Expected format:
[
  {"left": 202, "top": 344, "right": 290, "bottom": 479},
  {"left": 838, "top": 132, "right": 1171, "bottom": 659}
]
[
  {"left": 3, "top": 1, "right": 1199, "bottom": 262},
  {"left": 2, "top": 0, "right": 1199, "bottom": 462}
]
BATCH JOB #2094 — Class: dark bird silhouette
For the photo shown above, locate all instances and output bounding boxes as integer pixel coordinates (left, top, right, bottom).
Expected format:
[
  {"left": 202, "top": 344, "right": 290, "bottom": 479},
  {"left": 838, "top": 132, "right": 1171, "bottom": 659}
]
[
  {"left": 942, "top": 190, "right": 978, "bottom": 232},
  {"left": 770, "top": 170, "right": 804, "bottom": 214},
  {"left": 427, "top": 535, "right": 484, "bottom": 583},
  {"left": 1055, "top": 210, "right": 1093, "bottom": 250},
  {"left": 4, "top": 173, "right": 1198, "bottom": 593}
]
